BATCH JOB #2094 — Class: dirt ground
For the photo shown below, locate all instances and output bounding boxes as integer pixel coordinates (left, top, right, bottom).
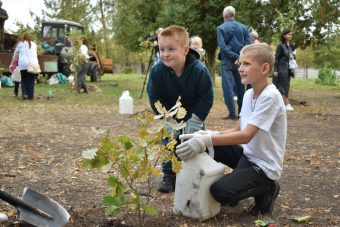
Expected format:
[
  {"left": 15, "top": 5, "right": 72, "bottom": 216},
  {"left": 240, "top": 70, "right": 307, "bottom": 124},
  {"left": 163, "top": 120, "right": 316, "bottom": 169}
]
[{"left": 0, "top": 95, "right": 339, "bottom": 226}]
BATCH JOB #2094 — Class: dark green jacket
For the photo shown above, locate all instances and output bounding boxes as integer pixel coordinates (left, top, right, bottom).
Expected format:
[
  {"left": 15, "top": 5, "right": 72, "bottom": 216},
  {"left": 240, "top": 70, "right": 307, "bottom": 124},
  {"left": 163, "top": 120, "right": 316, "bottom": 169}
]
[{"left": 147, "top": 49, "right": 213, "bottom": 121}]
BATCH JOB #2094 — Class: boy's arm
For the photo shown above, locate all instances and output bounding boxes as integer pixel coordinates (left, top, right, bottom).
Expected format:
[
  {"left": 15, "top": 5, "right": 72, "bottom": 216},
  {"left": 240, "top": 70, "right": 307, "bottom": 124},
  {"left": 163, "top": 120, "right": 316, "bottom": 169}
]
[
  {"left": 212, "top": 124, "right": 259, "bottom": 146},
  {"left": 147, "top": 68, "right": 167, "bottom": 114},
  {"left": 190, "top": 68, "right": 214, "bottom": 121},
  {"left": 219, "top": 120, "right": 241, "bottom": 134}
]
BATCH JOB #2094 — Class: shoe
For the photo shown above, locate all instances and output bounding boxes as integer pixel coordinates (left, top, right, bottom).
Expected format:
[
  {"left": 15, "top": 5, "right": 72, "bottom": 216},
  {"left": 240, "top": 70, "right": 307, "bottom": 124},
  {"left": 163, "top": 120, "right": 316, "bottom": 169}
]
[
  {"left": 248, "top": 182, "right": 280, "bottom": 216},
  {"left": 223, "top": 115, "right": 238, "bottom": 120},
  {"left": 285, "top": 104, "right": 294, "bottom": 111},
  {"left": 158, "top": 173, "right": 176, "bottom": 193},
  {"left": 13, "top": 93, "right": 18, "bottom": 97}
]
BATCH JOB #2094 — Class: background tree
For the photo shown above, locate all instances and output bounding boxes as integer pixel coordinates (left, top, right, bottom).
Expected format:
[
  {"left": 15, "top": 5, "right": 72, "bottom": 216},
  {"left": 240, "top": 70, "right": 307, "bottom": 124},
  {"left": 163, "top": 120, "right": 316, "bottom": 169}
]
[
  {"left": 43, "top": 0, "right": 93, "bottom": 32},
  {"left": 92, "top": 0, "right": 114, "bottom": 58}
]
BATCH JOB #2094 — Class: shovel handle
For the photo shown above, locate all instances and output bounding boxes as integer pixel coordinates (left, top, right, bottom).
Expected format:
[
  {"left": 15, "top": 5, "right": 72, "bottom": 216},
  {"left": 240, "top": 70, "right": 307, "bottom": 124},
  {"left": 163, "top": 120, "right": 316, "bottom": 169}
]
[{"left": 0, "top": 189, "right": 54, "bottom": 220}]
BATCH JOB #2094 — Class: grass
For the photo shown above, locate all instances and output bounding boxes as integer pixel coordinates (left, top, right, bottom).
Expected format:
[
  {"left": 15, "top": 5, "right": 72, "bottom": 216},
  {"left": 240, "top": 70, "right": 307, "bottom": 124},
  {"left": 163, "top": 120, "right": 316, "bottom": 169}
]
[
  {"left": 0, "top": 74, "right": 339, "bottom": 114},
  {"left": 0, "top": 74, "right": 150, "bottom": 108}
]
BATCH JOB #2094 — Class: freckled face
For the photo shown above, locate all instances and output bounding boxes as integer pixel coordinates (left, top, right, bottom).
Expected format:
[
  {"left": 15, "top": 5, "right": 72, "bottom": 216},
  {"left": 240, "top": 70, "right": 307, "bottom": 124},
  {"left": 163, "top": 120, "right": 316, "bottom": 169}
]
[{"left": 158, "top": 36, "right": 188, "bottom": 70}]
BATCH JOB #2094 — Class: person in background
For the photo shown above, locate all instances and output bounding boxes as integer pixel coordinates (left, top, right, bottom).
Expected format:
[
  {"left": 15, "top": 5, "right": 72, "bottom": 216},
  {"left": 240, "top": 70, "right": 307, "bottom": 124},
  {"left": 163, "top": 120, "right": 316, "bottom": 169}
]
[
  {"left": 0, "top": 0, "right": 8, "bottom": 50},
  {"left": 13, "top": 32, "right": 39, "bottom": 100},
  {"left": 190, "top": 36, "right": 207, "bottom": 65},
  {"left": 217, "top": 6, "right": 252, "bottom": 120},
  {"left": 272, "top": 28, "right": 296, "bottom": 111},
  {"left": 147, "top": 25, "right": 213, "bottom": 193},
  {"left": 9, "top": 53, "right": 20, "bottom": 96},
  {"left": 176, "top": 43, "right": 287, "bottom": 216},
  {"left": 251, "top": 30, "right": 260, "bottom": 44},
  {"left": 76, "top": 38, "right": 89, "bottom": 93}
]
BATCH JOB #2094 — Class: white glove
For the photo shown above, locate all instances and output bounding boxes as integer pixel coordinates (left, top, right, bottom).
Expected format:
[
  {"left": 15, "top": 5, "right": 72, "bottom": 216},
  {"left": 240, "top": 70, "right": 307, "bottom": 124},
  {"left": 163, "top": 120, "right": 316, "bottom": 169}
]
[
  {"left": 193, "top": 130, "right": 219, "bottom": 158},
  {"left": 176, "top": 134, "right": 212, "bottom": 161},
  {"left": 194, "top": 130, "right": 220, "bottom": 136}
]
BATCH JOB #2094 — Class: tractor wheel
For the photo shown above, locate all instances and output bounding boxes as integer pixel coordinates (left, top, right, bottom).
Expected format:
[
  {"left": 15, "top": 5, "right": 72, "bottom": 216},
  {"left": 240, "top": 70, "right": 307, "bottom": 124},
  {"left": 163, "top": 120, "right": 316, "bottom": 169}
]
[{"left": 90, "top": 65, "right": 101, "bottom": 82}]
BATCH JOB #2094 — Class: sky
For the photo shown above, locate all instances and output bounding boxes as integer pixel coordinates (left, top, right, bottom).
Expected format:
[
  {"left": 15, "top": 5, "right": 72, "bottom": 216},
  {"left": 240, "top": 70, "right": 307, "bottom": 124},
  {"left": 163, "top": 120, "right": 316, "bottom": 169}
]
[{"left": 3, "top": 0, "right": 46, "bottom": 32}]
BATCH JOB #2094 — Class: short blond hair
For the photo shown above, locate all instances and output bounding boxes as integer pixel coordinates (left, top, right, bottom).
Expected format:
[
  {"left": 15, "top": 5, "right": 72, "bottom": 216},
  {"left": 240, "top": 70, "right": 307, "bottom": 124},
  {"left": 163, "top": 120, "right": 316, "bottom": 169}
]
[
  {"left": 241, "top": 43, "right": 275, "bottom": 72},
  {"left": 158, "top": 25, "right": 189, "bottom": 48},
  {"left": 190, "top": 36, "right": 203, "bottom": 49}
]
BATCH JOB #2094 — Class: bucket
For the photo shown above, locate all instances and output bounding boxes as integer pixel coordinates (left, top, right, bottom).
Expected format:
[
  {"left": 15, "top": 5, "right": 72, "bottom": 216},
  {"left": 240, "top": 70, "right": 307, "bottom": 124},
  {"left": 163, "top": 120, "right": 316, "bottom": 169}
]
[
  {"left": 119, "top": 91, "right": 133, "bottom": 114},
  {"left": 173, "top": 152, "right": 225, "bottom": 221}
]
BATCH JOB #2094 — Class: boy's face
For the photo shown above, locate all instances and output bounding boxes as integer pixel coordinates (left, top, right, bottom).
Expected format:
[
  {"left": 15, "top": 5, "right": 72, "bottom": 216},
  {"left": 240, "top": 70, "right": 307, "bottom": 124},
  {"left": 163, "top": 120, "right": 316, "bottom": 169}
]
[
  {"left": 238, "top": 51, "right": 269, "bottom": 86},
  {"left": 158, "top": 36, "right": 189, "bottom": 70}
]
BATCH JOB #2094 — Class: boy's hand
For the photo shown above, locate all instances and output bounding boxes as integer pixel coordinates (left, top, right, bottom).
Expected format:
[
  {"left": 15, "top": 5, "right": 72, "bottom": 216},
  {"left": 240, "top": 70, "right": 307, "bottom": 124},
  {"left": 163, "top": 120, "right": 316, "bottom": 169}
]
[
  {"left": 184, "top": 114, "right": 204, "bottom": 134},
  {"left": 176, "top": 134, "right": 212, "bottom": 161}
]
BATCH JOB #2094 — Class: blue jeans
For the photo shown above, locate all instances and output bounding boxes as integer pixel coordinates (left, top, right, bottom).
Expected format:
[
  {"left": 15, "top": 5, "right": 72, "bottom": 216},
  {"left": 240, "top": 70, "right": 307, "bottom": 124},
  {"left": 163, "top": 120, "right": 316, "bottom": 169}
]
[
  {"left": 21, "top": 70, "right": 35, "bottom": 99},
  {"left": 161, "top": 137, "right": 175, "bottom": 174},
  {"left": 221, "top": 65, "right": 245, "bottom": 116}
]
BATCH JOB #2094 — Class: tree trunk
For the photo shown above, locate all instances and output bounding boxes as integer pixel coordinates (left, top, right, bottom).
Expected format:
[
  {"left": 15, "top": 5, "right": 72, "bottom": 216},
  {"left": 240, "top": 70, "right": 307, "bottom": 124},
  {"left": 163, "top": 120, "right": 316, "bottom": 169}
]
[{"left": 205, "top": 39, "right": 218, "bottom": 86}]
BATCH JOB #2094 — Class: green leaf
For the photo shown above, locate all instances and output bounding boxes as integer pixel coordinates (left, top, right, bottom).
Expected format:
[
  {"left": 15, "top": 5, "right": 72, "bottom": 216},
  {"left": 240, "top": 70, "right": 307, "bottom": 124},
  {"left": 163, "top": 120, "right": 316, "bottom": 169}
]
[
  {"left": 107, "top": 176, "right": 121, "bottom": 187},
  {"left": 293, "top": 215, "right": 311, "bottom": 222},
  {"left": 103, "top": 195, "right": 124, "bottom": 216},
  {"left": 143, "top": 204, "right": 157, "bottom": 216},
  {"left": 118, "top": 136, "right": 133, "bottom": 150},
  {"left": 82, "top": 148, "right": 98, "bottom": 159},
  {"left": 254, "top": 219, "right": 275, "bottom": 226}
]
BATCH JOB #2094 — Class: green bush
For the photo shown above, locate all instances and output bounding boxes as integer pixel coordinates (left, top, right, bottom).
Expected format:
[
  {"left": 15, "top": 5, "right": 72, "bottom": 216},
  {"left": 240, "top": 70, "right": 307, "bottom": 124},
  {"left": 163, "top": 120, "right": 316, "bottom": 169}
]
[
  {"left": 315, "top": 65, "right": 337, "bottom": 86},
  {"left": 122, "top": 66, "right": 133, "bottom": 74}
]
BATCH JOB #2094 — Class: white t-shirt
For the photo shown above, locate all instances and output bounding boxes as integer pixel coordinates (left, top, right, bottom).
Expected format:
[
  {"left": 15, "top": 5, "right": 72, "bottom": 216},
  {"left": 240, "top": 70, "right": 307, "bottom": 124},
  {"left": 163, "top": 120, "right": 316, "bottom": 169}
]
[
  {"left": 15, "top": 41, "right": 39, "bottom": 70},
  {"left": 79, "top": 44, "right": 89, "bottom": 60},
  {"left": 240, "top": 84, "right": 287, "bottom": 180}
]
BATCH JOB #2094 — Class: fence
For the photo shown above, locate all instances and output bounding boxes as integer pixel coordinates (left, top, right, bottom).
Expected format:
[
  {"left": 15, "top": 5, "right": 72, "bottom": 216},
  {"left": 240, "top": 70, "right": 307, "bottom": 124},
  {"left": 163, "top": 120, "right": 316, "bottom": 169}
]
[{"left": 295, "top": 68, "right": 340, "bottom": 79}]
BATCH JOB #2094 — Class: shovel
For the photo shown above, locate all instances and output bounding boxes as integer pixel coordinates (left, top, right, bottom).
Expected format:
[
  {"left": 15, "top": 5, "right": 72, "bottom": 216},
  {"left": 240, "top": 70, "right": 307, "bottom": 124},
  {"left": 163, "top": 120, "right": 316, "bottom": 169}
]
[{"left": 0, "top": 187, "right": 70, "bottom": 227}]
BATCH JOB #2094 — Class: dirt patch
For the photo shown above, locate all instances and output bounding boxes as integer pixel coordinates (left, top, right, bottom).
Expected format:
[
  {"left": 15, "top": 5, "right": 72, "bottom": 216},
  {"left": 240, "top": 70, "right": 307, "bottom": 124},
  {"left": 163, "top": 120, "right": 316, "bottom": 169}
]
[{"left": 0, "top": 101, "right": 339, "bottom": 226}]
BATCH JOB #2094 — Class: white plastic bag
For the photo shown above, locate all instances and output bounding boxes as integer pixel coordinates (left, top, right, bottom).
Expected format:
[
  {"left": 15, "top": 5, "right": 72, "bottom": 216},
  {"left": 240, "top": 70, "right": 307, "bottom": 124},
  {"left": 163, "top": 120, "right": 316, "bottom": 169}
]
[
  {"left": 47, "top": 75, "right": 60, "bottom": 85},
  {"left": 289, "top": 59, "right": 298, "bottom": 70},
  {"left": 11, "top": 67, "right": 21, "bottom": 82}
]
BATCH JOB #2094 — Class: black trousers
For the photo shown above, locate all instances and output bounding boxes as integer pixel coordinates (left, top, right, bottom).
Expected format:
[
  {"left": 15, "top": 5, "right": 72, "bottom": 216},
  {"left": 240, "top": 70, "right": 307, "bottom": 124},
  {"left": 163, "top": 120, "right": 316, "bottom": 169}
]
[
  {"left": 13, "top": 81, "right": 20, "bottom": 96},
  {"left": 76, "top": 63, "right": 89, "bottom": 93},
  {"left": 210, "top": 145, "right": 274, "bottom": 206}
]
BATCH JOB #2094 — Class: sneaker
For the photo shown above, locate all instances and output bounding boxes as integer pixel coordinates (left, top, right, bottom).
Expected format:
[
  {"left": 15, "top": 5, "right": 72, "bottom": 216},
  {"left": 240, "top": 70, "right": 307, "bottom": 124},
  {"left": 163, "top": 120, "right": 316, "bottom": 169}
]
[
  {"left": 223, "top": 115, "right": 238, "bottom": 121},
  {"left": 248, "top": 182, "right": 280, "bottom": 216},
  {"left": 158, "top": 173, "right": 176, "bottom": 193},
  {"left": 285, "top": 104, "right": 294, "bottom": 111}
]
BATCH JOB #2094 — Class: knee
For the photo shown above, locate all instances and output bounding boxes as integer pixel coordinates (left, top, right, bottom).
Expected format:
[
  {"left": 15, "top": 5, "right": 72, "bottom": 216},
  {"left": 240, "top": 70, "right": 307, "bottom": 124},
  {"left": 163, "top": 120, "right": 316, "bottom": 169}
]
[{"left": 210, "top": 181, "right": 233, "bottom": 205}]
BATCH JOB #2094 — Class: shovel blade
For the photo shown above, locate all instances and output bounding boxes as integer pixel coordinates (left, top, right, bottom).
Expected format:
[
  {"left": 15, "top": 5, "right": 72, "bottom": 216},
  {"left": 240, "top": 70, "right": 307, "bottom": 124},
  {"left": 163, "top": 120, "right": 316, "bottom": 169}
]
[{"left": 18, "top": 187, "right": 70, "bottom": 227}]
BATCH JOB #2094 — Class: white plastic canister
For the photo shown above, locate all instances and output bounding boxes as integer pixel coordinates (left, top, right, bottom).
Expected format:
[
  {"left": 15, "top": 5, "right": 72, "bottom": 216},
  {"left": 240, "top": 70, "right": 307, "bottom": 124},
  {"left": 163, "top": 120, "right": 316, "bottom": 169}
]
[
  {"left": 173, "top": 152, "right": 225, "bottom": 221},
  {"left": 119, "top": 91, "right": 133, "bottom": 114}
]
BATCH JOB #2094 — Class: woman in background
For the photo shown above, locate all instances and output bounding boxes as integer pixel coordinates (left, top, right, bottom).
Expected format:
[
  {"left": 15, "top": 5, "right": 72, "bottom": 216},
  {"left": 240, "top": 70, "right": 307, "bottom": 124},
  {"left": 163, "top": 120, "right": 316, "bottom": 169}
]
[
  {"left": 13, "top": 32, "right": 39, "bottom": 100},
  {"left": 272, "top": 28, "right": 296, "bottom": 111}
]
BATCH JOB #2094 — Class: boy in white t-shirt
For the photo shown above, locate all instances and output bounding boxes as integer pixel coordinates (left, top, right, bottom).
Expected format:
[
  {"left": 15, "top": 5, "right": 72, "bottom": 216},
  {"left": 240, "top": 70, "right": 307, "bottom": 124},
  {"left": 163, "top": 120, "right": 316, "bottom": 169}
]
[{"left": 176, "top": 43, "right": 287, "bottom": 216}]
